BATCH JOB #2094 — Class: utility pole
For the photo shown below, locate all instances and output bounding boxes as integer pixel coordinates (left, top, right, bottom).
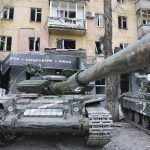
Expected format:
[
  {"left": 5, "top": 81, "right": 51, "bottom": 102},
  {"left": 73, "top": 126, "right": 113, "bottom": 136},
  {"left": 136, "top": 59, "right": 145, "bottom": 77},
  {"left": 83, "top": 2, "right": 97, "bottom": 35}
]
[{"left": 103, "top": 0, "right": 120, "bottom": 121}]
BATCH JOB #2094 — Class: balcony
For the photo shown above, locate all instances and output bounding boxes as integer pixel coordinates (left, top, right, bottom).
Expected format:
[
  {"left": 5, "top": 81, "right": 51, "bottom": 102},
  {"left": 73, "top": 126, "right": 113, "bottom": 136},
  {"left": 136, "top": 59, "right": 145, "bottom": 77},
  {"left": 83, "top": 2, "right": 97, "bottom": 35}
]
[
  {"left": 48, "top": 17, "right": 86, "bottom": 35},
  {"left": 136, "top": 0, "right": 150, "bottom": 12},
  {"left": 137, "top": 25, "right": 150, "bottom": 38},
  {"left": 48, "top": 0, "right": 86, "bottom": 35},
  {"left": 45, "top": 48, "right": 86, "bottom": 57}
]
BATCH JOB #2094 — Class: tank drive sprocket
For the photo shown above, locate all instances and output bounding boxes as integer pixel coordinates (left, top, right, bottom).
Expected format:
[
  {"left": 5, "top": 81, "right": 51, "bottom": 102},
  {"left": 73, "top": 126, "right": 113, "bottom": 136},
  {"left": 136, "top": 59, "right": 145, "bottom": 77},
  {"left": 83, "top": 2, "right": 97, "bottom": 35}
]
[{"left": 86, "top": 106, "right": 112, "bottom": 146}]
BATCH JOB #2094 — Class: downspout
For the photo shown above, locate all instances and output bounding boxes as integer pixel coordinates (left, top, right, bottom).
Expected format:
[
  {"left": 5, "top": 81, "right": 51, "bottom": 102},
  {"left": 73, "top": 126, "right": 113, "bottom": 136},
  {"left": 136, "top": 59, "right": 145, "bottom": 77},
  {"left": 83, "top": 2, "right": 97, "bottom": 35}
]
[{"left": 34, "top": 29, "right": 38, "bottom": 51}]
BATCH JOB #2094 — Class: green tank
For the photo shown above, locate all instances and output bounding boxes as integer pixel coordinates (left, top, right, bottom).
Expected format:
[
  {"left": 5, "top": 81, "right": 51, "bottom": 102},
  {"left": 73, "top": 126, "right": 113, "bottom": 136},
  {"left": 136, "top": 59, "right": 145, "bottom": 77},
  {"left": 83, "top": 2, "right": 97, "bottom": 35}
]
[
  {"left": 1, "top": 33, "right": 150, "bottom": 146},
  {"left": 121, "top": 69, "right": 150, "bottom": 133}
]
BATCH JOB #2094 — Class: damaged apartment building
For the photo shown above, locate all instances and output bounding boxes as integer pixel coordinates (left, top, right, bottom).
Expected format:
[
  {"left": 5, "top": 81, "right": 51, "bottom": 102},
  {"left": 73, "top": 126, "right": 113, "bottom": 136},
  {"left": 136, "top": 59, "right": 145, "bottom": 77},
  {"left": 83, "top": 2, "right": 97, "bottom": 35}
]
[{"left": 0, "top": 0, "right": 148, "bottom": 95}]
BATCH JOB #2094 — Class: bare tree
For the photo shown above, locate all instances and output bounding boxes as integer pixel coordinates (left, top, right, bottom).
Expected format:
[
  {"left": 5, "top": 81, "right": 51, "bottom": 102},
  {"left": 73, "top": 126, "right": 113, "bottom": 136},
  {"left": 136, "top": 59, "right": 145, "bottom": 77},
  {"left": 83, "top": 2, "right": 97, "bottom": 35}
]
[
  {"left": 0, "top": 0, "right": 19, "bottom": 38},
  {"left": 0, "top": 0, "right": 19, "bottom": 16},
  {"left": 103, "top": 0, "right": 120, "bottom": 121}
]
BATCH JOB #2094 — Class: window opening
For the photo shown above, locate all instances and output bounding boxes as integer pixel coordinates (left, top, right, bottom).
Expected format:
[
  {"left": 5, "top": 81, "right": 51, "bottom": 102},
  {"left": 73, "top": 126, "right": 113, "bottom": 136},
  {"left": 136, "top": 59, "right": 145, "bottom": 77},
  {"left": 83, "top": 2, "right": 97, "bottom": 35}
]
[
  {"left": 95, "top": 41, "right": 102, "bottom": 54},
  {"left": 29, "top": 37, "right": 40, "bottom": 52},
  {"left": 117, "top": 0, "right": 126, "bottom": 3},
  {"left": 2, "top": 7, "right": 14, "bottom": 19},
  {"left": 0, "top": 36, "right": 12, "bottom": 51},
  {"left": 118, "top": 16, "right": 127, "bottom": 29},
  {"left": 57, "top": 39, "right": 76, "bottom": 49},
  {"left": 120, "top": 43, "right": 128, "bottom": 49},
  {"left": 95, "top": 79, "right": 105, "bottom": 94},
  {"left": 95, "top": 14, "right": 104, "bottom": 27},
  {"left": 121, "top": 74, "right": 129, "bottom": 94},
  {"left": 30, "top": 8, "right": 42, "bottom": 22},
  {"left": 57, "top": 2, "right": 76, "bottom": 19}
]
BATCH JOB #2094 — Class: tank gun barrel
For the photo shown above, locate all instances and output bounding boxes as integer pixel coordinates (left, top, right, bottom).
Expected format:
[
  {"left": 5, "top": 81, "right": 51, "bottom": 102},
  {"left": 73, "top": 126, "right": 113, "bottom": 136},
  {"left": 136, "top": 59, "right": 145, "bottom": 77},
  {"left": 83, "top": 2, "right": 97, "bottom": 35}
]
[{"left": 54, "top": 33, "right": 150, "bottom": 94}]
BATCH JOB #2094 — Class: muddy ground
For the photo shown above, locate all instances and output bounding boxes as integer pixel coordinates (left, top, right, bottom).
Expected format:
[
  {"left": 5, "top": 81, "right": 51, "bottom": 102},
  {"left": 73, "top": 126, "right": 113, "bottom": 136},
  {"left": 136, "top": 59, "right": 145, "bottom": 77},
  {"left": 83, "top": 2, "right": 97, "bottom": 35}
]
[{"left": 1, "top": 122, "right": 150, "bottom": 150}]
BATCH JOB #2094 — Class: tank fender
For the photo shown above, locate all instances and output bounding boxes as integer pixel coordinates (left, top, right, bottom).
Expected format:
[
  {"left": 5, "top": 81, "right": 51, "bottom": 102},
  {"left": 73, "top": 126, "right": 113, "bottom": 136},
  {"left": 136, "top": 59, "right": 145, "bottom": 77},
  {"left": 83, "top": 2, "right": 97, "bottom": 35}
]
[{"left": 84, "top": 97, "right": 105, "bottom": 107}]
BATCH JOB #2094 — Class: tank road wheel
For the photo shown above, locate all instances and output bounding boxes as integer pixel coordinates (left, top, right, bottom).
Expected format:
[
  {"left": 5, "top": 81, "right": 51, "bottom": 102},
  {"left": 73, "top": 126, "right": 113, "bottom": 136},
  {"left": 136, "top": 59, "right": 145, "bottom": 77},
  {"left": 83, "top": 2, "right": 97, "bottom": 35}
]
[
  {"left": 0, "top": 131, "right": 16, "bottom": 146},
  {"left": 124, "top": 109, "right": 129, "bottom": 120},
  {"left": 128, "top": 110, "right": 134, "bottom": 121},
  {"left": 142, "top": 116, "right": 150, "bottom": 129},
  {"left": 85, "top": 106, "right": 113, "bottom": 147},
  {"left": 0, "top": 131, "right": 8, "bottom": 146},
  {"left": 134, "top": 112, "right": 140, "bottom": 124}
]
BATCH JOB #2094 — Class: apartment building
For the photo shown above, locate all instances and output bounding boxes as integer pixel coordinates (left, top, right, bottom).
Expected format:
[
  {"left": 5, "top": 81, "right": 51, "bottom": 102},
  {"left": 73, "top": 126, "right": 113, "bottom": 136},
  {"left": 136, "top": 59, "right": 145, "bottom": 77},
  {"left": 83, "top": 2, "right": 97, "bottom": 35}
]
[
  {"left": 136, "top": 0, "right": 150, "bottom": 38},
  {"left": 0, "top": 0, "right": 148, "bottom": 94},
  {"left": 112, "top": 0, "right": 138, "bottom": 93},
  {"left": 0, "top": 0, "right": 49, "bottom": 53},
  {"left": 112, "top": 0, "right": 137, "bottom": 50}
]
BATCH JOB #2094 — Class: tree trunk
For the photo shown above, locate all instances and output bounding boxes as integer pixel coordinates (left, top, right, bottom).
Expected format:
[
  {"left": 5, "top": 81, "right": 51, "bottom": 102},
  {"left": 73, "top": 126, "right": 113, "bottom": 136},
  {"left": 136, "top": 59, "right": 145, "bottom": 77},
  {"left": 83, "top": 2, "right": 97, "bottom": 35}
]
[{"left": 103, "top": 0, "right": 120, "bottom": 121}]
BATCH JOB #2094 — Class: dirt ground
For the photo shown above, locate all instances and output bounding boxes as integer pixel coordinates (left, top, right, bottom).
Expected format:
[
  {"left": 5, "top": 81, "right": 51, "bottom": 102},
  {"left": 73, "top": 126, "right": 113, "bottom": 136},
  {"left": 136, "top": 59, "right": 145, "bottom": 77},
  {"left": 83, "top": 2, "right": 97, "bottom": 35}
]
[{"left": 1, "top": 122, "right": 150, "bottom": 150}]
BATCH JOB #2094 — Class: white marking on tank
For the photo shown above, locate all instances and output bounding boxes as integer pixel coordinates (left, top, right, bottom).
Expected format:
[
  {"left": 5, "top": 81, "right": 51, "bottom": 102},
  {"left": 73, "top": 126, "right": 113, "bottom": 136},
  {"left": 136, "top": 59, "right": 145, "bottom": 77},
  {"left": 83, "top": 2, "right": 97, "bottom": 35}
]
[
  {"left": 38, "top": 100, "right": 63, "bottom": 109},
  {"left": 142, "top": 102, "right": 146, "bottom": 115},
  {"left": 139, "top": 101, "right": 143, "bottom": 114}
]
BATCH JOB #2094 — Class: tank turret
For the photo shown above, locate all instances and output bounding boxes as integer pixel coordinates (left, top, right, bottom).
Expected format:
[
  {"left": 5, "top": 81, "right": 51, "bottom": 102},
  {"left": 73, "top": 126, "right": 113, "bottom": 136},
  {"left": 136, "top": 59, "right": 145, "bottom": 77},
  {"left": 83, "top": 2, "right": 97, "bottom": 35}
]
[{"left": 17, "top": 33, "right": 150, "bottom": 95}]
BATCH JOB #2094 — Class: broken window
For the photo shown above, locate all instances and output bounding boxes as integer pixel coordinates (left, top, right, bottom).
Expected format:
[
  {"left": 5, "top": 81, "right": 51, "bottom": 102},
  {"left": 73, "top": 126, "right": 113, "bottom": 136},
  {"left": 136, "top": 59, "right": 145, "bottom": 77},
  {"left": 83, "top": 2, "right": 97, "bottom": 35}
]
[
  {"left": 95, "top": 79, "right": 105, "bottom": 94},
  {"left": 121, "top": 73, "right": 129, "bottom": 94},
  {"left": 57, "top": 10, "right": 66, "bottom": 18},
  {"left": 118, "top": 16, "right": 127, "bottom": 29},
  {"left": 69, "top": 11, "right": 76, "bottom": 18},
  {"left": 57, "top": 39, "right": 76, "bottom": 49},
  {"left": 57, "top": 10, "right": 76, "bottom": 18},
  {"left": 2, "top": 7, "right": 14, "bottom": 19},
  {"left": 114, "top": 47, "right": 121, "bottom": 53},
  {"left": 140, "top": 10, "right": 150, "bottom": 26},
  {"left": 117, "top": 0, "right": 126, "bottom": 3},
  {"left": 143, "top": 19, "right": 150, "bottom": 25},
  {"left": 29, "top": 37, "right": 40, "bottom": 52},
  {"left": 0, "top": 36, "right": 12, "bottom": 51},
  {"left": 30, "top": 8, "right": 42, "bottom": 22},
  {"left": 57, "top": 2, "right": 76, "bottom": 19},
  {"left": 95, "top": 41, "right": 102, "bottom": 54},
  {"left": 57, "top": 39, "right": 63, "bottom": 49},
  {"left": 95, "top": 14, "right": 104, "bottom": 27},
  {"left": 120, "top": 43, "right": 128, "bottom": 49}
]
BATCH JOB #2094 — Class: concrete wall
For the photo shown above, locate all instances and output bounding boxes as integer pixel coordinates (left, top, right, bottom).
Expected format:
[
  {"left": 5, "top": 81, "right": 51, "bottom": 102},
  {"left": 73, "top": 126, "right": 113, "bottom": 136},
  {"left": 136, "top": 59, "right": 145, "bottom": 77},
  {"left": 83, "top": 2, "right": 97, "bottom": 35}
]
[
  {"left": 49, "top": 33, "right": 84, "bottom": 50},
  {"left": 112, "top": 0, "right": 138, "bottom": 51},
  {"left": 85, "top": 0, "right": 104, "bottom": 58},
  {"left": 0, "top": 0, "right": 49, "bottom": 53},
  {"left": 0, "top": 0, "right": 138, "bottom": 59}
]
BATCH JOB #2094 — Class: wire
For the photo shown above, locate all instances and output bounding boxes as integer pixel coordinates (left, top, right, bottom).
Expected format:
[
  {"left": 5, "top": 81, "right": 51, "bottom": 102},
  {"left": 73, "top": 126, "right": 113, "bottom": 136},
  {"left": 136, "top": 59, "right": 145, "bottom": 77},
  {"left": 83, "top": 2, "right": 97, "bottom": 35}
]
[{"left": 9, "top": 69, "right": 26, "bottom": 94}]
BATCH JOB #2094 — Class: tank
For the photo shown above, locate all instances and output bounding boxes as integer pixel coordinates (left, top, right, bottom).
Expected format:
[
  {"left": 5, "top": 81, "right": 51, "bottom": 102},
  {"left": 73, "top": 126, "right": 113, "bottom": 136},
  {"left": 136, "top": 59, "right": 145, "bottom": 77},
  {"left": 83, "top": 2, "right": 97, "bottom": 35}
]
[
  {"left": 1, "top": 33, "right": 150, "bottom": 146},
  {"left": 121, "top": 69, "right": 150, "bottom": 134}
]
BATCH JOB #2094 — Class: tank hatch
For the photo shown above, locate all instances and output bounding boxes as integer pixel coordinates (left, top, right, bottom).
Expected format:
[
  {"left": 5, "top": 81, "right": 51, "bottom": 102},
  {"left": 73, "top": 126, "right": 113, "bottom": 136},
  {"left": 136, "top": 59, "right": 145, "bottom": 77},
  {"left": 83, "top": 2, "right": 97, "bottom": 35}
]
[
  {"left": 17, "top": 80, "right": 49, "bottom": 94},
  {"left": 42, "top": 75, "right": 66, "bottom": 81}
]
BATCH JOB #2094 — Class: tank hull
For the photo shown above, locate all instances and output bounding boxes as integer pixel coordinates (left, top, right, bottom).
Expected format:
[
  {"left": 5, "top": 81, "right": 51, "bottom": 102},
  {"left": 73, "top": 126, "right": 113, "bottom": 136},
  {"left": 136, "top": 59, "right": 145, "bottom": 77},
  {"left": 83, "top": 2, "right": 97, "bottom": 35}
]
[
  {"left": 121, "top": 92, "right": 150, "bottom": 133},
  {"left": 0, "top": 94, "right": 112, "bottom": 146}
]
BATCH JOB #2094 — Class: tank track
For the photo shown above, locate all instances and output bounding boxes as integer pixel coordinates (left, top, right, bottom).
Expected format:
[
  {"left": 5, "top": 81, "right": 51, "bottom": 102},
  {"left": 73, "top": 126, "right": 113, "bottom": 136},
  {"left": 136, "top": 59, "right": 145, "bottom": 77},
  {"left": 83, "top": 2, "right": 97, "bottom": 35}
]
[
  {"left": 126, "top": 119, "right": 150, "bottom": 135},
  {"left": 86, "top": 106, "right": 113, "bottom": 147},
  {"left": 124, "top": 109, "right": 150, "bottom": 135},
  {"left": 0, "top": 130, "right": 16, "bottom": 146}
]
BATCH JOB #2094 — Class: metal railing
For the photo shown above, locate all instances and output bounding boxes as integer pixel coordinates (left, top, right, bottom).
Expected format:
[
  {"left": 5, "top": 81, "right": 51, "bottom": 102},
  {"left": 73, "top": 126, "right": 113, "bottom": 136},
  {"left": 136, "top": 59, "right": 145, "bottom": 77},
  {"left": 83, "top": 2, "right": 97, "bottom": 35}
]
[
  {"left": 136, "top": 0, "right": 150, "bottom": 11},
  {"left": 137, "top": 25, "right": 150, "bottom": 38},
  {"left": 48, "top": 17, "right": 86, "bottom": 29}
]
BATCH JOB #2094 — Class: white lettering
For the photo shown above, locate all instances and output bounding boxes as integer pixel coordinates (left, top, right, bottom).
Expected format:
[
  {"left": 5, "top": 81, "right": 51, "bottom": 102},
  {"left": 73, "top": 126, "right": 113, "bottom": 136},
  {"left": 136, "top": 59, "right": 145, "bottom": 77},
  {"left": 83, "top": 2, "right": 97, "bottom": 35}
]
[
  {"left": 25, "top": 58, "right": 53, "bottom": 63},
  {"left": 58, "top": 60, "right": 72, "bottom": 64}
]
